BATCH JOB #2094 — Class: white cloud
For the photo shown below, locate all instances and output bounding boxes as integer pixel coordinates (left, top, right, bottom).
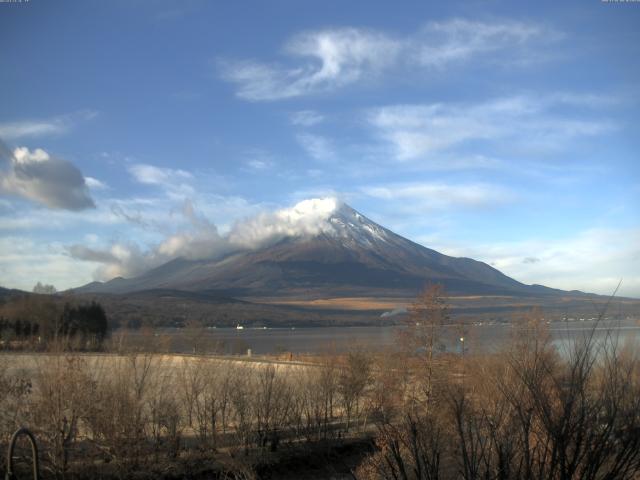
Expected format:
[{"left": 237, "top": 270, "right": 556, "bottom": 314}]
[
  {"left": 227, "top": 197, "right": 338, "bottom": 249},
  {"left": 369, "top": 95, "right": 615, "bottom": 160},
  {"left": 290, "top": 110, "right": 325, "bottom": 126},
  {"left": 0, "top": 110, "right": 98, "bottom": 140},
  {"left": 297, "top": 133, "right": 334, "bottom": 161},
  {"left": 13, "top": 147, "right": 50, "bottom": 163},
  {"left": 220, "top": 28, "right": 402, "bottom": 100},
  {"left": 241, "top": 149, "right": 276, "bottom": 172},
  {"left": 361, "top": 182, "right": 514, "bottom": 210},
  {"left": 415, "top": 18, "right": 550, "bottom": 68},
  {"left": 128, "top": 163, "right": 192, "bottom": 185},
  {"left": 85, "top": 176, "right": 108, "bottom": 190},
  {"left": 220, "top": 19, "right": 554, "bottom": 101},
  {"left": 128, "top": 163, "right": 195, "bottom": 198},
  {"left": 158, "top": 199, "right": 228, "bottom": 258},
  {"left": 0, "top": 121, "right": 64, "bottom": 140},
  {"left": 0, "top": 145, "right": 96, "bottom": 210}
]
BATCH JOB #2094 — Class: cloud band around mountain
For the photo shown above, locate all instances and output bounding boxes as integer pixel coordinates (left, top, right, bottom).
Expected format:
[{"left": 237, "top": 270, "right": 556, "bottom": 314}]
[{"left": 68, "top": 197, "right": 343, "bottom": 280}]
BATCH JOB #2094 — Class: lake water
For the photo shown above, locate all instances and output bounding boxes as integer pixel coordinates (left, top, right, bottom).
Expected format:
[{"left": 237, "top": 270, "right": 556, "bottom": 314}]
[{"left": 125, "top": 318, "right": 640, "bottom": 356}]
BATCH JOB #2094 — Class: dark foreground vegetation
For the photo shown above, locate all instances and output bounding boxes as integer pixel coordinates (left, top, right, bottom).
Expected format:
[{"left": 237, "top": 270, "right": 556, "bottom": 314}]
[
  {"left": 1, "top": 286, "right": 639, "bottom": 479},
  {"left": 0, "top": 294, "right": 109, "bottom": 350}
]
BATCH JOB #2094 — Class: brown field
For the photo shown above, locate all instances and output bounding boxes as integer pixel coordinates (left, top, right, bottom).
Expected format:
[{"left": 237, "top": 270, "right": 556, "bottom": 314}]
[
  {"left": 249, "top": 293, "right": 640, "bottom": 318},
  {"left": 253, "top": 296, "right": 412, "bottom": 311}
]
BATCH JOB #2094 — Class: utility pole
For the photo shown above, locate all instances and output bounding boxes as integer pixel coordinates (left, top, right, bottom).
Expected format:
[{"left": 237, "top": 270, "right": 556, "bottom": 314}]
[{"left": 460, "top": 336, "right": 465, "bottom": 386}]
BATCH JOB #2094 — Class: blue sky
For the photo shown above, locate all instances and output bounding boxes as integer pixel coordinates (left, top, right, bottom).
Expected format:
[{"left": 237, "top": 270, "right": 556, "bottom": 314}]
[{"left": 0, "top": 0, "right": 639, "bottom": 296}]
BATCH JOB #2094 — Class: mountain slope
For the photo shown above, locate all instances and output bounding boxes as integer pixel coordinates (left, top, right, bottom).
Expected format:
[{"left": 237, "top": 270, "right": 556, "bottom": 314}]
[{"left": 75, "top": 201, "right": 561, "bottom": 298}]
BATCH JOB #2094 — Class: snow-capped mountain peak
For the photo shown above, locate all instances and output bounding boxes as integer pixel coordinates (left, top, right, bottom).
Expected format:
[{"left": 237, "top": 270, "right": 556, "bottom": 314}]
[
  {"left": 326, "top": 202, "right": 391, "bottom": 248},
  {"left": 229, "top": 197, "right": 392, "bottom": 250}
]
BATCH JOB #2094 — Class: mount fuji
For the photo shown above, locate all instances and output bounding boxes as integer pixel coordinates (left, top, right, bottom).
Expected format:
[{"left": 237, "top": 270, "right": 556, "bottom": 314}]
[{"left": 76, "top": 199, "right": 562, "bottom": 299}]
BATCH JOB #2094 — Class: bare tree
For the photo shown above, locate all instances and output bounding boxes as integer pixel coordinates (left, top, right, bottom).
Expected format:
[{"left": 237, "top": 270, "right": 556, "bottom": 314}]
[
  {"left": 253, "top": 364, "right": 292, "bottom": 452},
  {"left": 29, "top": 353, "right": 92, "bottom": 478},
  {"left": 82, "top": 353, "right": 161, "bottom": 475},
  {"left": 359, "top": 302, "right": 640, "bottom": 480},
  {"left": 147, "top": 365, "right": 183, "bottom": 462},
  {"left": 338, "top": 350, "right": 372, "bottom": 432},
  {"left": 303, "top": 355, "right": 339, "bottom": 440},
  {"left": 191, "top": 359, "right": 228, "bottom": 450},
  {"left": 402, "top": 284, "right": 449, "bottom": 409},
  {"left": 229, "top": 366, "right": 253, "bottom": 457}
]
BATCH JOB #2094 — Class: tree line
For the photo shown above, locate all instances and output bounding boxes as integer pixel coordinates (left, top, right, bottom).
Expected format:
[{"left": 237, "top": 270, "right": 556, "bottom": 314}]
[{"left": 0, "top": 294, "right": 109, "bottom": 349}]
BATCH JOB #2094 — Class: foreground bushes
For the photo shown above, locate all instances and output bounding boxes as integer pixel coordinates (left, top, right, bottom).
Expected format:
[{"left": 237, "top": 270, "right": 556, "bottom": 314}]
[
  {"left": 0, "top": 351, "right": 382, "bottom": 479},
  {"left": 357, "top": 323, "right": 640, "bottom": 480},
  {"left": 1, "top": 312, "right": 639, "bottom": 479}
]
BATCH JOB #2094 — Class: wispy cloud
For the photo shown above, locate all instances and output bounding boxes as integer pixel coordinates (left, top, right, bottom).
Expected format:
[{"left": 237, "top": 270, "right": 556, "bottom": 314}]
[
  {"left": 297, "top": 133, "right": 334, "bottom": 161},
  {"left": 290, "top": 110, "right": 325, "bottom": 126},
  {"left": 129, "top": 163, "right": 192, "bottom": 185},
  {"left": 220, "top": 19, "right": 555, "bottom": 101},
  {"left": 128, "top": 163, "right": 195, "bottom": 198},
  {"left": 220, "top": 28, "right": 401, "bottom": 101},
  {"left": 369, "top": 94, "right": 615, "bottom": 160},
  {"left": 361, "top": 182, "right": 514, "bottom": 210},
  {"left": 0, "top": 110, "right": 98, "bottom": 140},
  {"left": 240, "top": 148, "right": 276, "bottom": 172},
  {"left": 414, "top": 18, "right": 555, "bottom": 68}
]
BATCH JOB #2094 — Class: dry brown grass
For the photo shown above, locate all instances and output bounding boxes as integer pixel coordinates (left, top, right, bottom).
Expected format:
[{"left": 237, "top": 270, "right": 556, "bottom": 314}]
[{"left": 254, "top": 296, "right": 411, "bottom": 311}]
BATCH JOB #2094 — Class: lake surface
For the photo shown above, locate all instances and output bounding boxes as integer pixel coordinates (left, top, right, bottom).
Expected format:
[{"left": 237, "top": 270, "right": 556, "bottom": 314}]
[{"left": 125, "top": 318, "right": 640, "bottom": 356}]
